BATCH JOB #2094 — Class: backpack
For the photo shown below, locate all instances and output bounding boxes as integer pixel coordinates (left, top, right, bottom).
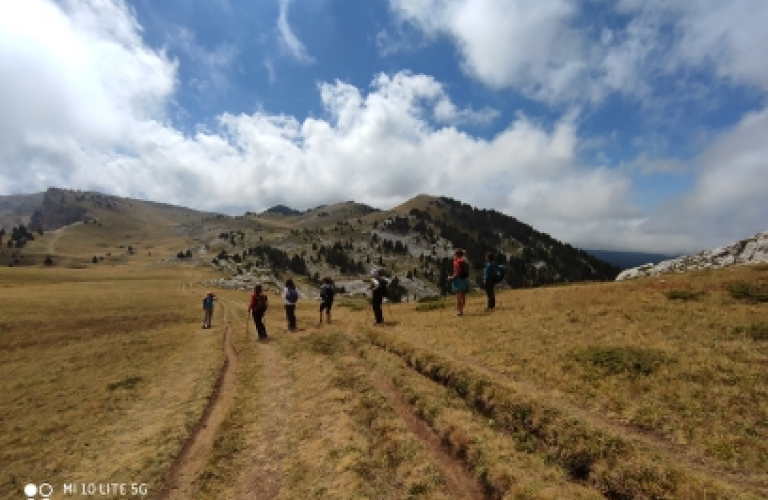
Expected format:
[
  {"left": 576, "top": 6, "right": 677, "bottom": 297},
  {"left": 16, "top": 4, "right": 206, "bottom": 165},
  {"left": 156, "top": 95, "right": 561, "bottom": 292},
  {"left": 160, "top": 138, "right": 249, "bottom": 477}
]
[
  {"left": 251, "top": 293, "right": 268, "bottom": 312},
  {"left": 494, "top": 264, "right": 505, "bottom": 283},
  {"left": 320, "top": 283, "right": 335, "bottom": 301},
  {"left": 203, "top": 296, "right": 214, "bottom": 309},
  {"left": 373, "top": 277, "right": 388, "bottom": 299},
  {"left": 286, "top": 288, "right": 298, "bottom": 304},
  {"left": 458, "top": 260, "right": 469, "bottom": 279}
]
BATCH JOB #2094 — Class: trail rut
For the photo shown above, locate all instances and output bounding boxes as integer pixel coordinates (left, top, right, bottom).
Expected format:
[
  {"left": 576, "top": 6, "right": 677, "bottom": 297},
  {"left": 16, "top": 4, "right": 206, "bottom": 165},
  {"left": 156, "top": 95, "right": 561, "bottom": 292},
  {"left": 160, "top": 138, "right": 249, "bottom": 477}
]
[{"left": 154, "top": 304, "right": 238, "bottom": 500}]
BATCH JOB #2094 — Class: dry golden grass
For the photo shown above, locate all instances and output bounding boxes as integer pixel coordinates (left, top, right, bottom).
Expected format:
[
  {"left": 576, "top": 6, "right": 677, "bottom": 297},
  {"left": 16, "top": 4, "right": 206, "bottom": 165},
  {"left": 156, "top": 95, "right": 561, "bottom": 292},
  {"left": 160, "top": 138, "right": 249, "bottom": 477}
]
[
  {"left": 3, "top": 254, "right": 766, "bottom": 499},
  {"left": 0, "top": 265, "right": 223, "bottom": 500},
  {"left": 355, "top": 264, "right": 768, "bottom": 498}
]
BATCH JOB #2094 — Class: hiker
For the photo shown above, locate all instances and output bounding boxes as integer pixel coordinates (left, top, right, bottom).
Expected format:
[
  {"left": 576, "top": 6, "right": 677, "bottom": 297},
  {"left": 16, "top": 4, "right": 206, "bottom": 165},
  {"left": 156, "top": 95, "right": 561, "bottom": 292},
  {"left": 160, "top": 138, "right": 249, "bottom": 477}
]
[
  {"left": 283, "top": 278, "right": 299, "bottom": 331},
  {"left": 248, "top": 284, "right": 269, "bottom": 340},
  {"left": 483, "top": 252, "right": 504, "bottom": 310},
  {"left": 319, "top": 276, "right": 335, "bottom": 324},
  {"left": 448, "top": 249, "right": 469, "bottom": 316},
  {"left": 201, "top": 291, "right": 216, "bottom": 328},
  {"left": 370, "top": 269, "right": 388, "bottom": 324}
]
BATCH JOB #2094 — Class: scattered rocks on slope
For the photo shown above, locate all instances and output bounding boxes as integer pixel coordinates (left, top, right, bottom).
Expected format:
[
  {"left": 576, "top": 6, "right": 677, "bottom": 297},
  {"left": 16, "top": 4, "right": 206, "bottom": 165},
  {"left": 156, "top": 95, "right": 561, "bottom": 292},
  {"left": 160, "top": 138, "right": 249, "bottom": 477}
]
[{"left": 616, "top": 230, "right": 768, "bottom": 281}]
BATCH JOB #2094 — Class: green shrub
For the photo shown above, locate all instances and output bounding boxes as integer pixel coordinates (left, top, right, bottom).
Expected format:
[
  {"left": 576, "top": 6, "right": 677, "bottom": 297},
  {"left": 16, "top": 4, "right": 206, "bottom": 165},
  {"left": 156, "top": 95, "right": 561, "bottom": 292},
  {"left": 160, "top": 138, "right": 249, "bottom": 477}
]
[
  {"left": 735, "top": 322, "right": 768, "bottom": 341},
  {"left": 574, "top": 346, "right": 669, "bottom": 378},
  {"left": 665, "top": 290, "right": 703, "bottom": 301},
  {"left": 417, "top": 295, "right": 441, "bottom": 303},
  {"left": 727, "top": 282, "right": 768, "bottom": 302},
  {"left": 415, "top": 301, "right": 445, "bottom": 312},
  {"left": 107, "top": 376, "right": 143, "bottom": 391}
]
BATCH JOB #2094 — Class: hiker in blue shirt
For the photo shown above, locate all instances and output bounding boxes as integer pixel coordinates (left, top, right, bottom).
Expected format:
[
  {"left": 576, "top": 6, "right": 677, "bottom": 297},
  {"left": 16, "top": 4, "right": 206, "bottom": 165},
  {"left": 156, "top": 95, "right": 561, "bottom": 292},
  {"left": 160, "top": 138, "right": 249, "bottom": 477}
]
[
  {"left": 202, "top": 291, "right": 216, "bottom": 328},
  {"left": 483, "top": 252, "right": 503, "bottom": 311}
]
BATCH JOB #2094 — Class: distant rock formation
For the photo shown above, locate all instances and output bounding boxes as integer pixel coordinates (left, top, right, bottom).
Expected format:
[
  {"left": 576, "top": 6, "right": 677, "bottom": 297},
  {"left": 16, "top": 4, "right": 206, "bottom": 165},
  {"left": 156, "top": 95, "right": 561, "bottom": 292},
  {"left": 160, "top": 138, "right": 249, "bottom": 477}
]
[
  {"left": 616, "top": 230, "right": 768, "bottom": 280},
  {"left": 28, "top": 188, "right": 88, "bottom": 232}
]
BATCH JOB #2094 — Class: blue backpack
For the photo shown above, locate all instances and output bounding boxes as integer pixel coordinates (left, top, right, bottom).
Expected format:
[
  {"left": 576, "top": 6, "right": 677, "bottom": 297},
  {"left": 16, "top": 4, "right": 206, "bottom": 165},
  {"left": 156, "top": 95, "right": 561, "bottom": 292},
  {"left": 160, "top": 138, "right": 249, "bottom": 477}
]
[
  {"left": 494, "top": 264, "right": 505, "bottom": 283},
  {"left": 287, "top": 288, "right": 298, "bottom": 304}
]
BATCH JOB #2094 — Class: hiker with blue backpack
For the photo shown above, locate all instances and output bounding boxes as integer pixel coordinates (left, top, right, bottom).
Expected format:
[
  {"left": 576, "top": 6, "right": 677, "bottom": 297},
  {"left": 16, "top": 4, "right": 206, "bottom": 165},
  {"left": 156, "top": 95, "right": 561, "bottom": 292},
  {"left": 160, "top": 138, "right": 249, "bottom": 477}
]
[
  {"left": 483, "top": 252, "right": 505, "bottom": 311},
  {"left": 283, "top": 278, "right": 299, "bottom": 331},
  {"left": 201, "top": 291, "right": 216, "bottom": 329},
  {"left": 448, "top": 249, "right": 470, "bottom": 316},
  {"left": 319, "top": 276, "right": 335, "bottom": 324}
]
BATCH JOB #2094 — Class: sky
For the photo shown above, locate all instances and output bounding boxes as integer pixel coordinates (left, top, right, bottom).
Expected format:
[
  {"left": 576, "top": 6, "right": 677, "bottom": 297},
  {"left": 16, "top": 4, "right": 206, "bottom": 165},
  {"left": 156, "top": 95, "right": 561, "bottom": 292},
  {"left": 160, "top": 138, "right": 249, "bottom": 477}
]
[{"left": 1, "top": 0, "right": 767, "bottom": 254}]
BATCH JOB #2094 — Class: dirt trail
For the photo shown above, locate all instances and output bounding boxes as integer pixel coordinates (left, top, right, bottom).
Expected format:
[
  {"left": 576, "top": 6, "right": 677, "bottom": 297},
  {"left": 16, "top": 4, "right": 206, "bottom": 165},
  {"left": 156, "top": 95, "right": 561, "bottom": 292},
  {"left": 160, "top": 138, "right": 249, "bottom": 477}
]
[
  {"left": 379, "top": 332, "right": 768, "bottom": 496},
  {"left": 237, "top": 340, "right": 293, "bottom": 499},
  {"left": 155, "top": 304, "right": 238, "bottom": 500},
  {"left": 45, "top": 221, "right": 81, "bottom": 254},
  {"left": 348, "top": 343, "right": 488, "bottom": 500}
]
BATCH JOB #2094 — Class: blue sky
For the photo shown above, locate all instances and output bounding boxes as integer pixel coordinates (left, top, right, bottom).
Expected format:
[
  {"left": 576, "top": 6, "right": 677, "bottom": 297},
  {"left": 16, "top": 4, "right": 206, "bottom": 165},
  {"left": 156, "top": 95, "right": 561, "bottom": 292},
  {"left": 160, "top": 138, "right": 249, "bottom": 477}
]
[{"left": 1, "top": 0, "right": 767, "bottom": 253}]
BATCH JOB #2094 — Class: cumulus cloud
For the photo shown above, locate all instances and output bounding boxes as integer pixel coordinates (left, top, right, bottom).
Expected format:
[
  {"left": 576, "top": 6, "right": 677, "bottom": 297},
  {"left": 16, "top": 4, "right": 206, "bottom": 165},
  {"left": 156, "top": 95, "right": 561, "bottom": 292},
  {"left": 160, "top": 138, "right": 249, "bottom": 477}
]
[
  {"left": 0, "top": 0, "right": 639, "bottom": 246},
  {"left": 389, "top": 0, "right": 768, "bottom": 104},
  {"left": 2, "top": 0, "right": 765, "bottom": 256}
]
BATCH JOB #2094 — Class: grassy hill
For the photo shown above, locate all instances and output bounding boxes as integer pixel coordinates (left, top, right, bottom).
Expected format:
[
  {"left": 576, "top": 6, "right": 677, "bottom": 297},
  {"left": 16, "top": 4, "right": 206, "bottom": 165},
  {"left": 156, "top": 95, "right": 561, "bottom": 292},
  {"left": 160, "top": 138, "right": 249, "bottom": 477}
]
[{"left": 2, "top": 188, "right": 620, "bottom": 303}]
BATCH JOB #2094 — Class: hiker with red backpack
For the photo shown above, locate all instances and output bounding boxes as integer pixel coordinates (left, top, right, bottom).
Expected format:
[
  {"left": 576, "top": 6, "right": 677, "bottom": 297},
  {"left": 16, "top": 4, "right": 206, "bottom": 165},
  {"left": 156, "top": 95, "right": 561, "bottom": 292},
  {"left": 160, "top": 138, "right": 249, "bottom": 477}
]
[
  {"left": 283, "top": 278, "right": 299, "bottom": 331},
  {"left": 448, "top": 249, "right": 469, "bottom": 316},
  {"left": 483, "top": 252, "right": 505, "bottom": 310},
  {"left": 248, "top": 283, "right": 269, "bottom": 340}
]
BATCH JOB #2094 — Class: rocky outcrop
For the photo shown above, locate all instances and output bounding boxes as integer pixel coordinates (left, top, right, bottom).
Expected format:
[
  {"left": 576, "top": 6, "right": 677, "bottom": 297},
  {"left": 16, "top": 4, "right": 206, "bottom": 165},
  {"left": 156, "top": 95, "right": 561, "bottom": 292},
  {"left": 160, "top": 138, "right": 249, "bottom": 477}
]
[
  {"left": 28, "top": 188, "right": 88, "bottom": 232},
  {"left": 616, "top": 230, "right": 768, "bottom": 281}
]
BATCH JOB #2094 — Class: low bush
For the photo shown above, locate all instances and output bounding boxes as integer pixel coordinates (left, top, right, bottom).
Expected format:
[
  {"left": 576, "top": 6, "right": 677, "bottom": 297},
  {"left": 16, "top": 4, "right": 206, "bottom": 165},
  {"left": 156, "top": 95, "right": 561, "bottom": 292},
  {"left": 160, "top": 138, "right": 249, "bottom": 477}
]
[
  {"left": 665, "top": 290, "right": 703, "bottom": 301},
  {"left": 414, "top": 301, "right": 445, "bottom": 312},
  {"left": 573, "top": 346, "right": 669, "bottom": 378},
  {"left": 727, "top": 282, "right": 768, "bottom": 302}
]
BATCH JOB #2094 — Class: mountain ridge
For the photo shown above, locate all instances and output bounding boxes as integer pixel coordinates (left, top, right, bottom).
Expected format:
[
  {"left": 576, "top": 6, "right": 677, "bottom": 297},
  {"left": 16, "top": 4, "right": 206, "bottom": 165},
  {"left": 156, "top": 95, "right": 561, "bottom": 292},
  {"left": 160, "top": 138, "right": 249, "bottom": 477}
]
[
  {"left": 3, "top": 187, "right": 620, "bottom": 295},
  {"left": 616, "top": 230, "right": 768, "bottom": 280}
]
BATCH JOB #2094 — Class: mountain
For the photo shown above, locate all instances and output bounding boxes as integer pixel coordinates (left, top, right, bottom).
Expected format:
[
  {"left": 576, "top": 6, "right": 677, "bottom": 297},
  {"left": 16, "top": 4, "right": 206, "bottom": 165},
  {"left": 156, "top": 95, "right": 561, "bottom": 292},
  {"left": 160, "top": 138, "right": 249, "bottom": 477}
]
[
  {"left": 263, "top": 205, "right": 301, "bottom": 216},
  {"left": 0, "top": 192, "right": 45, "bottom": 230},
  {"left": 585, "top": 249, "right": 679, "bottom": 270},
  {"left": 616, "top": 230, "right": 768, "bottom": 280},
  {"left": 1, "top": 188, "right": 620, "bottom": 297}
]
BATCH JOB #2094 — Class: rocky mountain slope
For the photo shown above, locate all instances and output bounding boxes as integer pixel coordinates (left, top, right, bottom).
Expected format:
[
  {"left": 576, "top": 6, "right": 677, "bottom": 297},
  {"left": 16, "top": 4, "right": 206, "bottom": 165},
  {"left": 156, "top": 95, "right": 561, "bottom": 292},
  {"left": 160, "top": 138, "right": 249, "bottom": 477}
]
[
  {"left": 616, "top": 230, "right": 768, "bottom": 280},
  {"left": 3, "top": 187, "right": 620, "bottom": 298}
]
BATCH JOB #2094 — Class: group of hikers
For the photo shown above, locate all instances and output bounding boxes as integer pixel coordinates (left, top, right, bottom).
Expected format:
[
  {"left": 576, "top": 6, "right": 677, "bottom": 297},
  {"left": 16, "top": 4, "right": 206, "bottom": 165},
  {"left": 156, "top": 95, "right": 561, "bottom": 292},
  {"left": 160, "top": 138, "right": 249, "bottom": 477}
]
[{"left": 201, "top": 249, "right": 506, "bottom": 339}]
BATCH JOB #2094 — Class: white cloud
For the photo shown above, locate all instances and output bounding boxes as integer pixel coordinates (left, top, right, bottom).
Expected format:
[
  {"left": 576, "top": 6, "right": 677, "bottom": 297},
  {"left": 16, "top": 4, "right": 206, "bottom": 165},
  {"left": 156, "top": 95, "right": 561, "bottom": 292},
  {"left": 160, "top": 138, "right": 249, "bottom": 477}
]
[
  {"left": 0, "top": 0, "right": 638, "bottom": 242},
  {"left": 166, "top": 26, "right": 237, "bottom": 94},
  {"left": 389, "top": 0, "right": 586, "bottom": 102},
  {"left": 2, "top": 0, "right": 765, "bottom": 256},
  {"left": 389, "top": 0, "right": 768, "bottom": 105},
  {"left": 277, "top": 0, "right": 314, "bottom": 65}
]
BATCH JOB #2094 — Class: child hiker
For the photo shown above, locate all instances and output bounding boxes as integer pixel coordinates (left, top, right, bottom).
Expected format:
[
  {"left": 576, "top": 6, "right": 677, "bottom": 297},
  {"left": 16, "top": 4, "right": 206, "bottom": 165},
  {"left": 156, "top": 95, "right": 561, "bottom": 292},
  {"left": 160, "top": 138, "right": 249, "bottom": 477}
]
[
  {"left": 319, "top": 276, "right": 335, "bottom": 324},
  {"left": 248, "top": 284, "right": 269, "bottom": 340},
  {"left": 201, "top": 291, "right": 216, "bottom": 328}
]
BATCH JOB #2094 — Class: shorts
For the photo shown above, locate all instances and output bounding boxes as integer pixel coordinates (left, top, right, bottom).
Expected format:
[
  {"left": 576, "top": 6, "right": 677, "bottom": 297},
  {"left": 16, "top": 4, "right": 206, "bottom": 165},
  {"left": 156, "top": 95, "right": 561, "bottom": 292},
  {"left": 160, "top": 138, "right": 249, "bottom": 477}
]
[
  {"left": 320, "top": 301, "right": 333, "bottom": 312},
  {"left": 451, "top": 277, "right": 469, "bottom": 293}
]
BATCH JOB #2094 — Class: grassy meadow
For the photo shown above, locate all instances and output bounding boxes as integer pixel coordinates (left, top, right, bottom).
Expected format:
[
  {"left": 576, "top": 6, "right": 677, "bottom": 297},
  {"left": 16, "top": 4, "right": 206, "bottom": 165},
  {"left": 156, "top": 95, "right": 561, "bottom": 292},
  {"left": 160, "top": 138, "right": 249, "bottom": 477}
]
[
  {"left": 1, "top": 253, "right": 766, "bottom": 499},
  {"left": 0, "top": 265, "right": 224, "bottom": 499}
]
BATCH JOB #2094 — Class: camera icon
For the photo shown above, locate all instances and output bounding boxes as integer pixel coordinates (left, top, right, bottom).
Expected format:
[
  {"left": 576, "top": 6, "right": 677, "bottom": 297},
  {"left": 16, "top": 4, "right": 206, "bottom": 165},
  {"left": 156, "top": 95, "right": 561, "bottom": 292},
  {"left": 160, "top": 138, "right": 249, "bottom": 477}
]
[{"left": 24, "top": 483, "right": 52, "bottom": 499}]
